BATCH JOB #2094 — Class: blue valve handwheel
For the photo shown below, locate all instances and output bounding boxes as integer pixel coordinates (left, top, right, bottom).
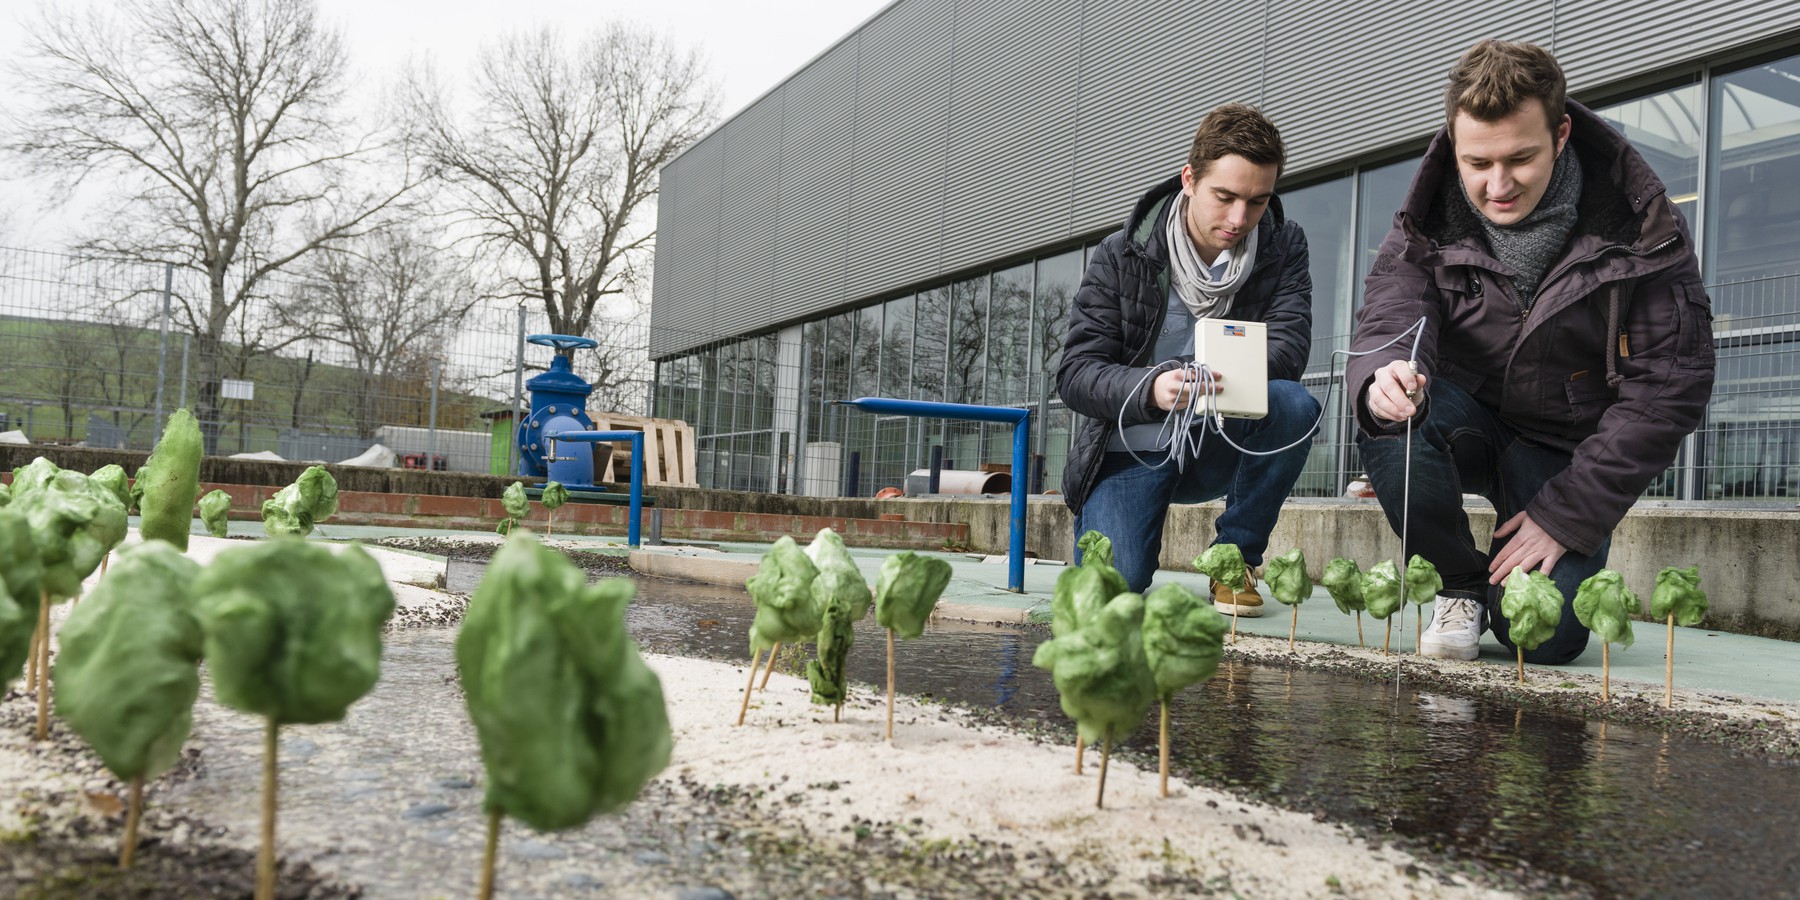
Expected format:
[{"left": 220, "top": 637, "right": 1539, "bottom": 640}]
[{"left": 526, "top": 333, "right": 598, "bottom": 351}]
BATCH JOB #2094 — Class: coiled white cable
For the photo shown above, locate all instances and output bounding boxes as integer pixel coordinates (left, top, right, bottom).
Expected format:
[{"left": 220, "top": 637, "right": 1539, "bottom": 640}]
[{"left": 1114, "top": 316, "right": 1429, "bottom": 469}]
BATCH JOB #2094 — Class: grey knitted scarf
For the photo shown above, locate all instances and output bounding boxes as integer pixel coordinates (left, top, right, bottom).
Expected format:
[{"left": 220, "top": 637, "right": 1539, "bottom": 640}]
[
  {"left": 1165, "top": 193, "right": 1258, "bottom": 320},
  {"left": 1462, "top": 146, "right": 1582, "bottom": 311}
]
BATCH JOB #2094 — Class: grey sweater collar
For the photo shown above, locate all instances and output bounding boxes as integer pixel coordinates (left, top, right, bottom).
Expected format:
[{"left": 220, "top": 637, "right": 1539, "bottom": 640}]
[{"left": 1460, "top": 146, "right": 1583, "bottom": 310}]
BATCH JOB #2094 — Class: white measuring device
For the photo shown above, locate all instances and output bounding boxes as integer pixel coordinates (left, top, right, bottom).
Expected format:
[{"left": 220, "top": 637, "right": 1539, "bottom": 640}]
[{"left": 1192, "top": 318, "right": 1268, "bottom": 418}]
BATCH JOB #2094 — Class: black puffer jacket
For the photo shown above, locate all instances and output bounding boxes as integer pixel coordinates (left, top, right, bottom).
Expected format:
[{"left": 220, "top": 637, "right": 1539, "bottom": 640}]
[
  {"left": 1348, "top": 101, "right": 1716, "bottom": 556},
  {"left": 1058, "top": 174, "right": 1313, "bottom": 516}
]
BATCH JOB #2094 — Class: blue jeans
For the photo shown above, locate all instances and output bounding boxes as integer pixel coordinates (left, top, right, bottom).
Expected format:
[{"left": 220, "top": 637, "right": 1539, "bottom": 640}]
[
  {"left": 1075, "top": 380, "right": 1320, "bottom": 593},
  {"left": 1357, "top": 379, "right": 1607, "bottom": 665}
]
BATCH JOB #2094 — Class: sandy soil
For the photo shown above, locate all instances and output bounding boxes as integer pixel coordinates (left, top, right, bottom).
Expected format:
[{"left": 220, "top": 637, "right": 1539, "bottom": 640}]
[{"left": 661, "top": 655, "right": 1510, "bottom": 899}]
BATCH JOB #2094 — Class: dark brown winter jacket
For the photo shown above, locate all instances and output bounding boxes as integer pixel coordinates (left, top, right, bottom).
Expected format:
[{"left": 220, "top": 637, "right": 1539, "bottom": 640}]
[{"left": 1348, "top": 101, "right": 1716, "bottom": 556}]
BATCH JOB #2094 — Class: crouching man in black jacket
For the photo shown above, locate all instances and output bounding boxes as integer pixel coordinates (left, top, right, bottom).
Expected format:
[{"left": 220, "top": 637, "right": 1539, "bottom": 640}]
[{"left": 1058, "top": 104, "right": 1318, "bottom": 613}]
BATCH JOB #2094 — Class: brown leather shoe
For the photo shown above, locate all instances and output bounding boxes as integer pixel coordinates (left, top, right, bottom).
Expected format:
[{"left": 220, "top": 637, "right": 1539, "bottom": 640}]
[{"left": 1211, "top": 569, "right": 1265, "bottom": 617}]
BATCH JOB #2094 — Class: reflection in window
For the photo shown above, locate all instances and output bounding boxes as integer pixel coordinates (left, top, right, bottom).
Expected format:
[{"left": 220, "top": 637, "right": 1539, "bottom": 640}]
[
  {"left": 1281, "top": 177, "right": 1355, "bottom": 370},
  {"left": 876, "top": 295, "right": 916, "bottom": 492},
  {"left": 1708, "top": 54, "right": 1800, "bottom": 328},
  {"left": 1596, "top": 82, "right": 1701, "bottom": 221},
  {"left": 945, "top": 277, "right": 989, "bottom": 468},
  {"left": 1034, "top": 250, "right": 1083, "bottom": 490},
  {"left": 988, "top": 263, "right": 1034, "bottom": 408},
  {"left": 1355, "top": 157, "right": 1421, "bottom": 308}
]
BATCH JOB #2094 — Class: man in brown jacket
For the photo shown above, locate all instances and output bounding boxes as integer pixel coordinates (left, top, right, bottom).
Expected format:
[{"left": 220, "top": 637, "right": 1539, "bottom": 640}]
[{"left": 1348, "top": 40, "right": 1715, "bottom": 664}]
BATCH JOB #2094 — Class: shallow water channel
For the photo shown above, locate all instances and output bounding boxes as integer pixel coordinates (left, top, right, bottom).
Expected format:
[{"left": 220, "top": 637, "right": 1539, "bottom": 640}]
[
  {"left": 603, "top": 572, "right": 1800, "bottom": 900},
  {"left": 165, "top": 563, "right": 1800, "bottom": 899}
]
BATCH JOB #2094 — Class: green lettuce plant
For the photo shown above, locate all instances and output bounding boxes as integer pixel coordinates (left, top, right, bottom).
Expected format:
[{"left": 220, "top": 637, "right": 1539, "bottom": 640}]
[
  {"left": 1033, "top": 591, "right": 1156, "bottom": 808},
  {"left": 198, "top": 489, "right": 233, "bottom": 538},
  {"left": 1650, "top": 565, "right": 1706, "bottom": 709},
  {"left": 540, "top": 481, "right": 569, "bottom": 535},
  {"left": 1321, "top": 557, "right": 1366, "bottom": 647},
  {"left": 0, "top": 510, "right": 42, "bottom": 693},
  {"left": 456, "top": 534, "right": 669, "bottom": 900},
  {"left": 874, "top": 551, "right": 952, "bottom": 740},
  {"left": 1053, "top": 532, "right": 1130, "bottom": 773},
  {"left": 496, "top": 481, "right": 530, "bottom": 536},
  {"left": 133, "top": 409, "right": 203, "bottom": 550},
  {"left": 738, "top": 537, "right": 821, "bottom": 725},
  {"left": 803, "top": 529, "right": 872, "bottom": 720},
  {"left": 1405, "top": 555, "right": 1443, "bottom": 654},
  {"left": 1265, "top": 548, "right": 1310, "bottom": 652},
  {"left": 191, "top": 540, "right": 395, "bottom": 900},
  {"left": 1194, "top": 543, "right": 1248, "bottom": 642},
  {"left": 1573, "top": 569, "right": 1637, "bottom": 702},
  {"left": 1141, "top": 583, "right": 1226, "bottom": 797},
  {"left": 1361, "top": 560, "right": 1404, "bottom": 656},
  {"left": 11, "top": 463, "right": 129, "bottom": 738},
  {"left": 261, "top": 466, "right": 339, "bottom": 538},
  {"left": 1501, "top": 567, "right": 1562, "bottom": 683},
  {"left": 54, "top": 541, "right": 202, "bottom": 866}
]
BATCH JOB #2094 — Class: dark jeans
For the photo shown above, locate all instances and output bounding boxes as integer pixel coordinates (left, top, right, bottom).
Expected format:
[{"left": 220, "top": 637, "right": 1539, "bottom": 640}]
[
  {"left": 1075, "top": 380, "right": 1319, "bottom": 593},
  {"left": 1357, "top": 378, "right": 1607, "bottom": 665}
]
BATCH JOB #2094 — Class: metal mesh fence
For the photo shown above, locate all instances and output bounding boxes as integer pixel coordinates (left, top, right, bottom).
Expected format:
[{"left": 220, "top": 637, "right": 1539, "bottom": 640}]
[{"left": 0, "top": 245, "right": 652, "bottom": 473}]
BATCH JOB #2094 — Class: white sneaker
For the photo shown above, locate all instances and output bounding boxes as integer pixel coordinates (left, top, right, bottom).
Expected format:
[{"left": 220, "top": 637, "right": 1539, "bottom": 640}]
[{"left": 1420, "top": 595, "right": 1482, "bottom": 660}]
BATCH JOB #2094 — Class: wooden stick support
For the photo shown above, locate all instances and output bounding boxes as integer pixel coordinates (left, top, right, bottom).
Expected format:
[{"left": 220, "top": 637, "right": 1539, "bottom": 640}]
[
  {"left": 1074, "top": 735, "right": 1085, "bottom": 775},
  {"left": 1416, "top": 607, "right": 1423, "bottom": 654},
  {"left": 885, "top": 630, "right": 897, "bottom": 741},
  {"left": 35, "top": 593, "right": 52, "bottom": 741},
  {"left": 120, "top": 774, "right": 144, "bottom": 868},
  {"left": 1516, "top": 646, "right": 1525, "bottom": 685},
  {"left": 26, "top": 608, "right": 40, "bottom": 692},
  {"left": 1602, "top": 642, "right": 1611, "bottom": 702},
  {"left": 1096, "top": 728, "right": 1114, "bottom": 810},
  {"left": 758, "top": 642, "right": 781, "bottom": 691},
  {"left": 256, "top": 720, "right": 278, "bottom": 900},
  {"left": 1159, "top": 700, "right": 1170, "bottom": 798},
  {"left": 736, "top": 648, "right": 763, "bottom": 727},
  {"left": 1664, "top": 613, "right": 1675, "bottom": 710},
  {"left": 478, "top": 807, "right": 500, "bottom": 900},
  {"left": 1383, "top": 618, "right": 1392, "bottom": 657},
  {"left": 1289, "top": 606, "right": 1297, "bottom": 652},
  {"left": 1356, "top": 612, "right": 1364, "bottom": 648},
  {"left": 1230, "top": 603, "right": 1239, "bottom": 644}
]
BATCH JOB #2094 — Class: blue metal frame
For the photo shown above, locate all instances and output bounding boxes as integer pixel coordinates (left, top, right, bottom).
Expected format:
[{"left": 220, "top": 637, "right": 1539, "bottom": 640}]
[
  {"left": 838, "top": 397, "right": 1031, "bottom": 593},
  {"left": 543, "top": 430, "right": 644, "bottom": 547}
]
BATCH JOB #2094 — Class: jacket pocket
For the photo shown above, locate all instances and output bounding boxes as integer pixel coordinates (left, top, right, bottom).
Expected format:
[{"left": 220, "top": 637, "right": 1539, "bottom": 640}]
[
  {"left": 1564, "top": 370, "right": 1613, "bottom": 408},
  {"left": 1675, "top": 281, "right": 1716, "bottom": 370}
]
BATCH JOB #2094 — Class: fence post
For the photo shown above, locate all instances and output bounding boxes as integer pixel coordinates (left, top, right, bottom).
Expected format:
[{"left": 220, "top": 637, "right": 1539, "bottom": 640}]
[
  {"left": 154, "top": 262, "right": 172, "bottom": 437},
  {"left": 510, "top": 303, "right": 526, "bottom": 477},
  {"left": 427, "top": 358, "right": 441, "bottom": 471}
]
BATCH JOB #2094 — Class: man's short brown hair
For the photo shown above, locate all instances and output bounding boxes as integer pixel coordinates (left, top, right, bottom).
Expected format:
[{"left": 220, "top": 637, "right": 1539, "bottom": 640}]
[
  {"left": 1444, "top": 40, "right": 1567, "bottom": 134},
  {"left": 1187, "top": 104, "right": 1286, "bottom": 179}
]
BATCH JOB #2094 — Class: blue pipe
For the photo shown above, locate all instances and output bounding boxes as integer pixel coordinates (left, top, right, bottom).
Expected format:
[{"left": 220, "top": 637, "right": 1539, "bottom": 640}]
[
  {"left": 838, "top": 397, "right": 1031, "bottom": 593},
  {"left": 544, "top": 430, "right": 644, "bottom": 548}
]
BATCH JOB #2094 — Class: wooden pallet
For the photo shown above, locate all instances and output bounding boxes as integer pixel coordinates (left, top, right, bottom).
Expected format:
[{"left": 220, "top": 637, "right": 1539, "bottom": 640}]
[{"left": 591, "top": 413, "right": 698, "bottom": 488}]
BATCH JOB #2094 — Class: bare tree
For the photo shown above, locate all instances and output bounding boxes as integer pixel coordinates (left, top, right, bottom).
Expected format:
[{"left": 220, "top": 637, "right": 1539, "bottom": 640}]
[
  {"left": 282, "top": 227, "right": 479, "bottom": 439},
  {"left": 406, "top": 23, "right": 716, "bottom": 353},
  {"left": 6, "top": 0, "right": 419, "bottom": 451}
]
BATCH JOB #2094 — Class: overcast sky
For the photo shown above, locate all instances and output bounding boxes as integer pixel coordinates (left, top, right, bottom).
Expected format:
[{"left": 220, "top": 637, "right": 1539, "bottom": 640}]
[{"left": 0, "top": 0, "right": 893, "bottom": 244}]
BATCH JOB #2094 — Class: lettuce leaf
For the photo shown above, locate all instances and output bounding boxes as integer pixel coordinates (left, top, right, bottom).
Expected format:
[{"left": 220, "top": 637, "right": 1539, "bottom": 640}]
[
  {"left": 874, "top": 551, "right": 952, "bottom": 640},
  {"left": 1650, "top": 565, "right": 1707, "bottom": 626},
  {"left": 1573, "top": 569, "right": 1637, "bottom": 648},
  {"left": 1501, "top": 567, "right": 1562, "bottom": 652},
  {"left": 1141, "top": 583, "right": 1227, "bottom": 697},
  {"left": 135, "top": 410, "right": 203, "bottom": 550},
  {"left": 1265, "top": 548, "right": 1310, "bottom": 606},
  {"left": 1321, "top": 557, "right": 1365, "bottom": 615}
]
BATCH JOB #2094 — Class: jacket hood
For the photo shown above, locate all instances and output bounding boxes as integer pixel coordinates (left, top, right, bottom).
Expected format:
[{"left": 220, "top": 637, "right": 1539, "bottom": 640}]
[
  {"left": 1399, "top": 100, "right": 1681, "bottom": 256},
  {"left": 1124, "top": 173, "right": 1287, "bottom": 266}
]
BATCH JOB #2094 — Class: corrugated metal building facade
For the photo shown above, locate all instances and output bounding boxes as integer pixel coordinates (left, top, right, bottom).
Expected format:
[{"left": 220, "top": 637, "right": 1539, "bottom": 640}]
[{"left": 650, "top": 0, "right": 1800, "bottom": 500}]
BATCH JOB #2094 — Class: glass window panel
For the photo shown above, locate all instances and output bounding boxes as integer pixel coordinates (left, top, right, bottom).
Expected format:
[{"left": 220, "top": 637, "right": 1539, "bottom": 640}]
[
  {"left": 1280, "top": 177, "right": 1356, "bottom": 371},
  {"left": 945, "top": 277, "right": 989, "bottom": 466},
  {"left": 802, "top": 319, "right": 827, "bottom": 442},
  {"left": 1708, "top": 55, "right": 1800, "bottom": 329},
  {"left": 1355, "top": 157, "right": 1422, "bottom": 308},
  {"left": 877, "top": 295, "right": 916, "bottom": 490},
  {"left": 1033, "top": 250, "right": 1082, "bottom": 396},
  {"left": 1278, "top": 176, "right": 1355, "bottom": 497},
  {"left": 849, "top": 305, "right": 883, "bottom": 495},
  {"left": 1597, "top": 83, "right": 1702, "bottom": 218},
  {"left": 988, "top": 263, "right": 1033, "bottom": 407}
]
